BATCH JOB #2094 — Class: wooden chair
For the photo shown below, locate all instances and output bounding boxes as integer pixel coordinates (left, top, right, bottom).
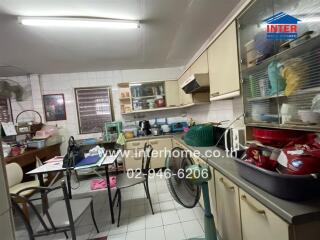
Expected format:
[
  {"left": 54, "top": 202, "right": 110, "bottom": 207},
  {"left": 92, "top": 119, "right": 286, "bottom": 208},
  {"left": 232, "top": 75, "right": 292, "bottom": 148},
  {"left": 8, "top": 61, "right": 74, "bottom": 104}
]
[{"left": 11, "top": 180, "right": 99, "bottom": 240}]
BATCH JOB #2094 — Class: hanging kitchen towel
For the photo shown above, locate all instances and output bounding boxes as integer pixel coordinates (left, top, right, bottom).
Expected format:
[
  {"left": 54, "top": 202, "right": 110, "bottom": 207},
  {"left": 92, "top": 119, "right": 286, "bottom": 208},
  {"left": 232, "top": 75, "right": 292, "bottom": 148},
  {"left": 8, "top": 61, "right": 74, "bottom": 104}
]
[{"left": 116, "top": 132, "right": 126, "bottom": 146}]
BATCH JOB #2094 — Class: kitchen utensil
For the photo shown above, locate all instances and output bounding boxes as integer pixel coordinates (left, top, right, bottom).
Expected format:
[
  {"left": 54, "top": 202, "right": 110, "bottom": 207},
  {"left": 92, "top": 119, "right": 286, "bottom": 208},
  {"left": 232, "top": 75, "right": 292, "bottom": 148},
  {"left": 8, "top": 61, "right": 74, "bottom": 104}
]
[
  {"left": 147, "top": 99, "right": 155, "bottom": 109},
  {"left": 123, "top": 130, "right": 134, "bottom": 139},
  {"left": 155, "top": 96, "right": 165, "bottom": 108},
  {"left": 260, "top": 114, "right": 279, "bottom": 123},
  {"left": 244, "top": 40, "right": 256, "bottom": 67},
  {"left": 151, "top": 123, "right": 161, "bottom": 136},
  {"left": 298, "top": 110, "right": 320, "bottom": 124},
  {"left": 170, "top": 122, "right": 188, "bottom": 133},
  {"left": 2, "top": 143, "right": 11, "bottom": 157},
  {"left": 139, "top": 120, "right": 151, "bottom": 135},
  {"left": 311, "top": 94, "right": 320, "bottom": 113},
  {"left": 251, "top": 102, "right": 269, "bottom": 121},
  {"left": 161, "top": 124, "right": 171, "bottom": 134},
  {"left": 280, "top": 103, "right": 298, "bottom": 123},
  {"left": 252, "top": 127, "right": 303, "bottom": 147}
]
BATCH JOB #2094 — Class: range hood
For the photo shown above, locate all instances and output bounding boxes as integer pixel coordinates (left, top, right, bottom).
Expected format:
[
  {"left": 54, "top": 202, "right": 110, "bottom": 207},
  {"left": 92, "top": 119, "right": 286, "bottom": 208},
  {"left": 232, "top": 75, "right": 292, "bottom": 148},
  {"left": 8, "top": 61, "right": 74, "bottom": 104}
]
[{"left": 181, "top": 73, "right": 209, "bottom": 94}]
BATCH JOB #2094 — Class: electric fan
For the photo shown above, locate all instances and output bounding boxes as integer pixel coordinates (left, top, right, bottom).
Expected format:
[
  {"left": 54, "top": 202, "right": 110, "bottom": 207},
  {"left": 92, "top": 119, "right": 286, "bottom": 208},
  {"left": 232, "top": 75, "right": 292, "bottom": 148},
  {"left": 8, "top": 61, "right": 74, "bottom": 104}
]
[{"left": 165, "top": 147, "right": 217, "bottom": 240}]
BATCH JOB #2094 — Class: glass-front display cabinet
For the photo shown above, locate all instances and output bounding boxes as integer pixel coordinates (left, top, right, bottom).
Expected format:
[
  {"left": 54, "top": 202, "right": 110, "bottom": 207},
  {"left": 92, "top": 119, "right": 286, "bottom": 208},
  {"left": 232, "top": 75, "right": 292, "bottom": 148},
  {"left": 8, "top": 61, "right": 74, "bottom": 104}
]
[
  {"left": 238, "top": 0, "right": 320, "bottom": 131},
  {"left": 130, "top": 81, "right": 166, "bottom": 111}
]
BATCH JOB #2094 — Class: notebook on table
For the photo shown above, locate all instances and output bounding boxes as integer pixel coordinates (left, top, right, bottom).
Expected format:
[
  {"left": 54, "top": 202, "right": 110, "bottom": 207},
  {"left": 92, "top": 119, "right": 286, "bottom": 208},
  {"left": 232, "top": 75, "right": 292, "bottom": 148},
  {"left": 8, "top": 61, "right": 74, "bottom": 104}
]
[{"left": 75, "top": 155, "right": 101, "bottom": 167}]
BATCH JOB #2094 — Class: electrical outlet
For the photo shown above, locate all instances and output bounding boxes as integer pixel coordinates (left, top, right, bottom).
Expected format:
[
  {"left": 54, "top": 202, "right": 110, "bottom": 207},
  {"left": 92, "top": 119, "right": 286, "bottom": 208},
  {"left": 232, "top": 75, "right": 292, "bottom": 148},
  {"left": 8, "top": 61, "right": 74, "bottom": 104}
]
[{"left": 232, "top": 128, "right": 245, "bottom": 151}]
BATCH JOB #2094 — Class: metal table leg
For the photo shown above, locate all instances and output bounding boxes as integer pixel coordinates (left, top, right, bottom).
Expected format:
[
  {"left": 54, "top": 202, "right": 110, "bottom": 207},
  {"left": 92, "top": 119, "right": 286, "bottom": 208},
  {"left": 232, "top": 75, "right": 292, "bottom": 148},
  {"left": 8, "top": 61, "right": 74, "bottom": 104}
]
[
  {"left": 66, "top": 169, "right": 72, "bottom": 199},
  {"left": 105, "top": 165, "right": 115, "bottom": 224},
  {"left": 115, "top": 159, "right": 119, "bottom": 175},
  {"left": 37, "top": 173, "right": 47, "bottom": 214}
]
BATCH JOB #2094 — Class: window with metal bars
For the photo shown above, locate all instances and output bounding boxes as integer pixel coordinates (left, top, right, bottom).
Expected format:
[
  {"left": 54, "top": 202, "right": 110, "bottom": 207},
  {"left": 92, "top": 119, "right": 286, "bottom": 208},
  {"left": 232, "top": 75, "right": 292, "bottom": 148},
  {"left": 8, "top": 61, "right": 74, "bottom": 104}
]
[
  {"left": 75, "top": 87, "right": 113, "bottom": 134},
  {"left": 0, "top": 97, "right": 13, "bottom": 123}
]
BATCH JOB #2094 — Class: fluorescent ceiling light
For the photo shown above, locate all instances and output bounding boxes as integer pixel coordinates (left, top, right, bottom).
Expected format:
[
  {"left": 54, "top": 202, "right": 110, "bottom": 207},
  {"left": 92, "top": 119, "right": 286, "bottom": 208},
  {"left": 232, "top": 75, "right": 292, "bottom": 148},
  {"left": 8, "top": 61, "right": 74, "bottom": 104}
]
[{"left": 18, "top": 17, "right": 140, "bottom": 29}]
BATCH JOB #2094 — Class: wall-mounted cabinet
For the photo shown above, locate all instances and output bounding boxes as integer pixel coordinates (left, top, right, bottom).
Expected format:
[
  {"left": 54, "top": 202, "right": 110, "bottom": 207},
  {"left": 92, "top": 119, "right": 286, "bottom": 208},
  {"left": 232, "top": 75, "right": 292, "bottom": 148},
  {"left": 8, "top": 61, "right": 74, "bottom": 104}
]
[
  {"left": 238, "top": 0, "right": 320, "bottom": 132},
  {"left": 178, "top": 69, "right": 194, "bottom": 106},
  {"left": 190, "top": 51, "right": 209, "bottom": 74},
  {"left": 165, "top": 80, "right": 180, "bottom": 107},
  {"left": 208, "top": 21, "right": 240, "bottom": 101}
]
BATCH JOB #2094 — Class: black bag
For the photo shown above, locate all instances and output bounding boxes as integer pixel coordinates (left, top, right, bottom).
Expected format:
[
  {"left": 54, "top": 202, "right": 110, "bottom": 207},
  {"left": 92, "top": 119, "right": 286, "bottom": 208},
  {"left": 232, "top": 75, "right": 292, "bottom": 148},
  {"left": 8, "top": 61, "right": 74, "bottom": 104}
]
[{"left": 62, "top": 136, "right": 84, "bottom": 168}]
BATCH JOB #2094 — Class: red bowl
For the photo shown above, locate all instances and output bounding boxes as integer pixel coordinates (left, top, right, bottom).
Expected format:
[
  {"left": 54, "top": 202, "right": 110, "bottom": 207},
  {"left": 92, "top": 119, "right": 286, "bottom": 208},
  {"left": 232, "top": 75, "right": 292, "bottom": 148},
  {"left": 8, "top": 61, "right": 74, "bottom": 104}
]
[{"left": 252, "top": 128, "right": 303, "bottom": 147}]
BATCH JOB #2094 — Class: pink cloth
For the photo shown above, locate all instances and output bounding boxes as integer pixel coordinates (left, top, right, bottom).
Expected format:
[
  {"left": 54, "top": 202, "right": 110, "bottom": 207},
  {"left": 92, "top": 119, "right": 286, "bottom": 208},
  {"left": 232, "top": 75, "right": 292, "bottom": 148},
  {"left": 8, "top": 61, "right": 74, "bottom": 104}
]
[{"left": 90, "top": 177, "right": 116, "bottom": 190}]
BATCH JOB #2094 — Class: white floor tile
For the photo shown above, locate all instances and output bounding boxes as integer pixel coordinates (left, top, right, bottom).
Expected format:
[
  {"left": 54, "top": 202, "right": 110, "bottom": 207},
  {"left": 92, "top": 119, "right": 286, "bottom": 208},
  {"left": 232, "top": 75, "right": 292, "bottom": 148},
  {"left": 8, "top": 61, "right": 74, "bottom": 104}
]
[
  {"left": 159, "top": 200, "right": 175, "bottom": 211},
  {"left": 177, "top": 208, "right": 196, "bottom": 222},
  {"left": 90, "top": 231, "right": 109, "bottom": 239},
  {"left": 108, "top": 233, "right": 127, "bottom": 240},
  {"left": 161, "top": 210, "right": 180, "bottom": 225},
  {"left": 164, "top": 223, "right": 186, "bottom": 240},
  {"left": 193, "top": 206, "right": 204, "bottom": 220},
  {"left": 146, "top": 226, "right": 165, "bottom": 240},
  {"left": 181, "top": 220, "right": 204, "bottom": 239},
  {"left": 109, "top": 221, "right": 128, "bottom": 236},
  {"left": 127, "top": 216, "right": 146, "bottom": 231},
  {"left": 129, "top": 204, "right": 145, "bottom": 217},
  {"left": 158, "top": 192, "right": 172, "bottom": 202},
  {"left": 145, "top": 212, "right": 163, "bottom": 229},
  {"left": 147, "top": 203, "right": 160, "bottom": 213},
  {"left": 126, "top": 230, "right": 146, "bottom": 240}
]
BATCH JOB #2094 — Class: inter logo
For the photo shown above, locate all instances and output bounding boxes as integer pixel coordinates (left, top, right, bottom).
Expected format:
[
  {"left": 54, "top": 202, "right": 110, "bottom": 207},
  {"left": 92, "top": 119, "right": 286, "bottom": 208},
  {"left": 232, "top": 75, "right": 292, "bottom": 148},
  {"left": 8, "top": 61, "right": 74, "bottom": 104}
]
[{"left": 263, "top": 12, "right": 300, "bottom": 40}]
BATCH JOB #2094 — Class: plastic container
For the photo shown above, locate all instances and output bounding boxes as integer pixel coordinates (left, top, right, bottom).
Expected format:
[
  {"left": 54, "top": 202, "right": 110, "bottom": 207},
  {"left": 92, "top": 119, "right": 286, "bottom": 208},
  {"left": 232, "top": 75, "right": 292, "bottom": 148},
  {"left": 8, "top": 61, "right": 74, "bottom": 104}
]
[
  {"left": 252, "top": 128, "right": 303, "bottom": 148},
  {"left": 27, "top": 140, "right": 46, "bottom": 149},
  {"left": 234, "top": 157, "right": 320, "bottom": 201}
]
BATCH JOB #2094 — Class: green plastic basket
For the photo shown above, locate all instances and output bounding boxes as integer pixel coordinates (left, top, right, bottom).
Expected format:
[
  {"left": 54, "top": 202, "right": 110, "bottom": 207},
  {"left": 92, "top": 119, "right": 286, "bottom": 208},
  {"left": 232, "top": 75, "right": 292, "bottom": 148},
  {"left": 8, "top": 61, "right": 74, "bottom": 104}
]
[{"left": 183, "top": 124, "right": 214, "bottom": 147}]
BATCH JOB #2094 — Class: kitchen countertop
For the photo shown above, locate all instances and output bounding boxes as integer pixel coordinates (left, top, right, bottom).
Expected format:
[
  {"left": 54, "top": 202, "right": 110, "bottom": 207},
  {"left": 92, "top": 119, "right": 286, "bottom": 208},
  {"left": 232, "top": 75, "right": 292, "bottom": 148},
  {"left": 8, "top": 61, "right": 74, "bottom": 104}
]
[
  {"left": 125, "top": 133, "right": 177, "bottom": 142},
  {"left": 171, "top": 135, "right": 320, "bottom": 225}
]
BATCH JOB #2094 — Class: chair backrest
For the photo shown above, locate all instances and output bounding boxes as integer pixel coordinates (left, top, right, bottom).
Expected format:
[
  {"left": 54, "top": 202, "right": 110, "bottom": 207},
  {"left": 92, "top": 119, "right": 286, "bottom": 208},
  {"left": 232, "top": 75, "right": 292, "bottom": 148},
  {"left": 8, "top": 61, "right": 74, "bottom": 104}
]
[
  {"left": 10, "top": 180, "right": 75, "bottom": 239},
  {"left": 6, "top": 162, "right": 23, "bottom": 187},
  {"left": 141, "top": 143, "right": 153, "bottom": 174}
]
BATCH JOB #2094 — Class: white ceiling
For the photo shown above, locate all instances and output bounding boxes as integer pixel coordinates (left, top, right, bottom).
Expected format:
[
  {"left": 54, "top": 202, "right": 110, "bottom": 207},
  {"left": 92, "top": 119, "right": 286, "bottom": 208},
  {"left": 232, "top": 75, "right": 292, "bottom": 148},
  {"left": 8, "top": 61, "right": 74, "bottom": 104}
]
[{"left": 0, "top": 0, "right": 240, "bottom": 74}]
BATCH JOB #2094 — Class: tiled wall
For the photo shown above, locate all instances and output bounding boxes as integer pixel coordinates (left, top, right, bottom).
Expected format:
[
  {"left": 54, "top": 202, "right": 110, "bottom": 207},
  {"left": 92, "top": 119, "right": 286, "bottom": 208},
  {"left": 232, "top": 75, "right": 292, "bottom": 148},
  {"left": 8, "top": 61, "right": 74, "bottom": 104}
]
[
  {"left": 186, "top": 97, "right": 245, "bottom": 129},
  {"left": 0, "top": 76, "right": 35, "bottom": 123},
  {"left": 32, "top": 67, "right": 184, "bottom": 153},
  {"left": 5, "top": 67, "right": 245, "bottom": 153}
]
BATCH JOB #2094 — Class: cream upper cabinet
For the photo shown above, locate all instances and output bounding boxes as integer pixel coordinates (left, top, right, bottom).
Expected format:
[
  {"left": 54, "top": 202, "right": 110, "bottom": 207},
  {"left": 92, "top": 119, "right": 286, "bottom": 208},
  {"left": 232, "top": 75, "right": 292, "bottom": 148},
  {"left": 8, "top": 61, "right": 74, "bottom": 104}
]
[
  {"left": 178, "top": 69, "right": 193, "bottom": 106},
  {"left": 215, "top": 170, "right": 242, "bottom": 240},
  {"left": 208, "top": 21, "right": 240, "bottom": 99},
  {"left": 239, "top": 189, "right": 289, "bottom": 240},
  {"left": 165, "top": 80, "right": 180, "bottom": 107},
  {"left": 190, "top": 51, "right": 209, "bottom": 74}
]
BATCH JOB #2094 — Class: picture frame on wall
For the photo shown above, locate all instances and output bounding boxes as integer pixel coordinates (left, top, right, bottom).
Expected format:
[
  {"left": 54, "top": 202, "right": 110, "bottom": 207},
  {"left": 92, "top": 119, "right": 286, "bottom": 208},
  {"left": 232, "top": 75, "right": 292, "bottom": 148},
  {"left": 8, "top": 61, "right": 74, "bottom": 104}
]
[{"left": 43, "top": 94, "right": 67, "bottom": 121}]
